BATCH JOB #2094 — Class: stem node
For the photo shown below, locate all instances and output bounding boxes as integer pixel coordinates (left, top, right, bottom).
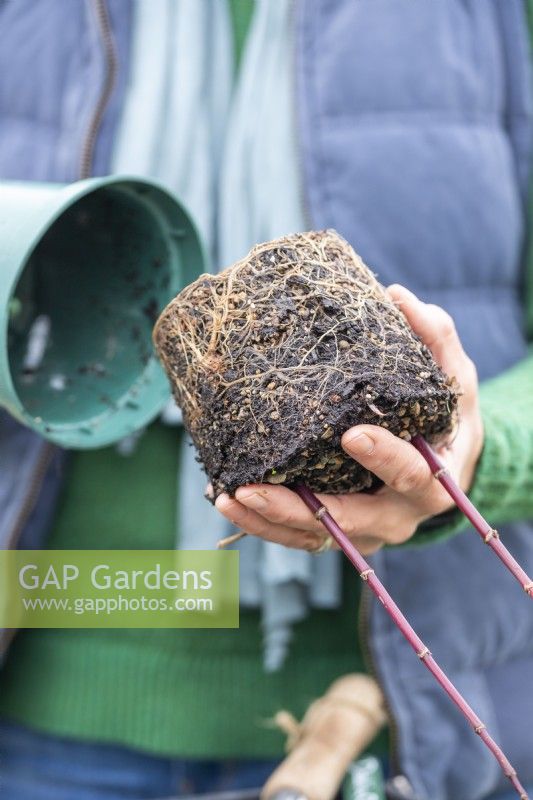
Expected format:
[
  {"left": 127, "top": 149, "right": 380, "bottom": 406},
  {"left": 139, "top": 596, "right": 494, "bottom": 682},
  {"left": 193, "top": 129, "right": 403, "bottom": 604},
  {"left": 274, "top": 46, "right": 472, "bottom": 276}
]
[{"left": 294, "top": 480, "right": 529, "bottom": 798}]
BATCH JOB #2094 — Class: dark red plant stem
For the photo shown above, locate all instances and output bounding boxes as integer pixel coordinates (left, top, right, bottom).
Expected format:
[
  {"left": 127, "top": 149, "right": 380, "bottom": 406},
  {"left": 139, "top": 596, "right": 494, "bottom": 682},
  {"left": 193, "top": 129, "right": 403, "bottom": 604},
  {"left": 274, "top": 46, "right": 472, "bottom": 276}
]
[
  {"left": 293, "top": 482, "right": 528, "bottom": 800},
  {"left": 412, "top": 434, "right": 533, "bottom": 599}
]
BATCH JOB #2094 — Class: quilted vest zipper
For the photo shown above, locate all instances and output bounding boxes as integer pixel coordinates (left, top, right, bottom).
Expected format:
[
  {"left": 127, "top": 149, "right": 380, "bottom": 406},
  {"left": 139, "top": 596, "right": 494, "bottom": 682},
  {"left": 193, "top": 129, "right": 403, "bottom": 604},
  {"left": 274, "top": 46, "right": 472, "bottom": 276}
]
[
  {"left": 3, "top": 1, "right": 116, "bottom": 564},
  {"left": 3, "top": 441, "right": 56, "bottom": 549},
  {"left": 1, "top": 439, "right": 55, "bottom": 657},
  {"left": 79, "top": 0, "right": 118, "bottom": 179},
  {"left": 5, "top": 0, "right": 117, "bottom": 544}
]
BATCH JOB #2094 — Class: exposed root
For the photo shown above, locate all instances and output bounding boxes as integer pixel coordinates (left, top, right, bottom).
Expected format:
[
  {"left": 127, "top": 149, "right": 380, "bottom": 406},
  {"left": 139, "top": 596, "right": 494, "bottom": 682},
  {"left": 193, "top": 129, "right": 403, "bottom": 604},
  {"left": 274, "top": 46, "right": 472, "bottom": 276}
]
[{"left": 154, "top": 230, "right": 458, "bottom": 497}]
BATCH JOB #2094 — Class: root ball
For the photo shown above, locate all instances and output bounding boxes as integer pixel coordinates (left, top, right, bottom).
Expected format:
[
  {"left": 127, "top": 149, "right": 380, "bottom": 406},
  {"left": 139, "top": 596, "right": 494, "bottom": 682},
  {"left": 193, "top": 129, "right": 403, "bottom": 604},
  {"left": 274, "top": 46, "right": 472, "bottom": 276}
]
[{"left": 153, "top": 231, "right": 458, "bottom": 497}]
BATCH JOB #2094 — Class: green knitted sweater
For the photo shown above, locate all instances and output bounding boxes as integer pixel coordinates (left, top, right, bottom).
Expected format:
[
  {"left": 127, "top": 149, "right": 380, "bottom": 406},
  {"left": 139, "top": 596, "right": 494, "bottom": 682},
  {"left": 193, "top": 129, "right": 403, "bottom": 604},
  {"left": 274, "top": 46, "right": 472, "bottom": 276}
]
[
  {"left": 0, "top": 423, "right": 374, "bottom": 757},
  {"left": 1, "top": 355, "right": 533, "bottom": 757}
]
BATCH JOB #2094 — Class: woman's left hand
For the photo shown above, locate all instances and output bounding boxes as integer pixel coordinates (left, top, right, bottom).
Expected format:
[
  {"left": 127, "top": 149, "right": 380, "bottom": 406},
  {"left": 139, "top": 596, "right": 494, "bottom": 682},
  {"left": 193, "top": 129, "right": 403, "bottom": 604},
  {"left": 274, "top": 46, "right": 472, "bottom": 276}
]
[{"left": 215, "top": 285, "right": 484, "bottom": 555}]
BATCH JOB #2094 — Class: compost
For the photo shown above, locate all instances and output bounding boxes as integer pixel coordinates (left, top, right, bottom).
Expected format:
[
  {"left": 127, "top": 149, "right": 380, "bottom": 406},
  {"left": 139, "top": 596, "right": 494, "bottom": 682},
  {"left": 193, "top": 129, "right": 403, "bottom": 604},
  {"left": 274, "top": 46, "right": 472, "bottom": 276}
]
[{"left": 154, "top": 230, "right": 458, "bottom": 497}]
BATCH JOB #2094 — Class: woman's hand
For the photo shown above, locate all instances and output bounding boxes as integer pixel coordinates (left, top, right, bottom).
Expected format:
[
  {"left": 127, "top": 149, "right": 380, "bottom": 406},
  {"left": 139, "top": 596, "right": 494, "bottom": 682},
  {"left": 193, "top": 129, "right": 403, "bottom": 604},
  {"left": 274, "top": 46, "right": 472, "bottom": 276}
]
[{"left": 215, "top": 285, "right": 484, "bottom": 554}]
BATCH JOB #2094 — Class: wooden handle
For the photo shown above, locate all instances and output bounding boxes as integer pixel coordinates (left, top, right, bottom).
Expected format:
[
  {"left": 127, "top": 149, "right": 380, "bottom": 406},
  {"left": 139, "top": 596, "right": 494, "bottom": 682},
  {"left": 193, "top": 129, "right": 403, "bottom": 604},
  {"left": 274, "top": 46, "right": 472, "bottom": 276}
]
[{"left": 261, "top": 674, "right": 387, "bottom": 800}]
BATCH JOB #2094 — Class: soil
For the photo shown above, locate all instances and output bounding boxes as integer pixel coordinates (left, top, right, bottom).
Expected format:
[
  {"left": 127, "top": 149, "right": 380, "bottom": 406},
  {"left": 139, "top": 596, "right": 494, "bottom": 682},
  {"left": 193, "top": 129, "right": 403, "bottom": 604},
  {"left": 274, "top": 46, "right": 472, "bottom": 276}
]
[{"left": 153, "top": 231, "right": 458, "bottom": 498}]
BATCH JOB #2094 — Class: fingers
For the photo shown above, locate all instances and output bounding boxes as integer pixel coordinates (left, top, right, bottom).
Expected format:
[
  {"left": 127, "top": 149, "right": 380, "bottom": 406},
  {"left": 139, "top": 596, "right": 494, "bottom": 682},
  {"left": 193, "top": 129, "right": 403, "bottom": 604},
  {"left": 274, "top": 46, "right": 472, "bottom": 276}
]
[
  {"left": 387, "top": 284, "right": 478, "bottom": 400},
  {"left": 216, "top": 489, "right": 394, "bottom": 553},
  {"left": 387, "top": 284, "right": 462, "bottom": 365},
  {"left": 234, "top": 482, "right": 384, "bottom": 538},
  {"left": 215, "top": 492, "right": 325, "bottom": 551},
  {"left": 341, "top": 424, "right": 441, "bottom": 507},
  {"left": 352, "top": 536, "right": 384, "bottom": 556},
  {"left": 235, "top": 484, "right": 325, "bottom": 535},
  {"left": 216, "top": 481, "right": 428, "bottom": 551},
  {"left": 219, "top": 479, "right": 423, "bottom": 546}
]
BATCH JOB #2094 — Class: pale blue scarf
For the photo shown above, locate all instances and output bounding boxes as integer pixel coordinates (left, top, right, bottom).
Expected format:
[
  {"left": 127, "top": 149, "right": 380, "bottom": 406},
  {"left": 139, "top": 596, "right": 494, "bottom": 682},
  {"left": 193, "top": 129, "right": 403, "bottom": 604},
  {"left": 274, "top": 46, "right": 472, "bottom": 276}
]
[{"left": 112, "top": 0, "right": 341, "bottom": 671}]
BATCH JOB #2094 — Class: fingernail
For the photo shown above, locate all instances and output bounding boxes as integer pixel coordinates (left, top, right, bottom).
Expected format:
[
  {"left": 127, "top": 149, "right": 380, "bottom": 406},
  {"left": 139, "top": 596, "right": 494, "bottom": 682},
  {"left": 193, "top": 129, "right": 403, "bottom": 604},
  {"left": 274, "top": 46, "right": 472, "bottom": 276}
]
[
  {"left": 344, "top": 431, "right": 375, "bottom": 455},
  {"left": 236, "top": 489, "right": 269, "bottom": 511},
  {"left": 387, "top": 284, "right": 416, "bottom": 306}
]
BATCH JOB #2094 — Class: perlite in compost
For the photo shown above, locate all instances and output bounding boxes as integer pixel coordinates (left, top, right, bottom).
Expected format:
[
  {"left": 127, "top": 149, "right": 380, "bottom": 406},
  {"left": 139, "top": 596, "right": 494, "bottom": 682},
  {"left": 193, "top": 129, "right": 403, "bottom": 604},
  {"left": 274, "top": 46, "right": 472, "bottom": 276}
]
[{"left": 153, "top": 230, "right": 458, "bottom": 497}]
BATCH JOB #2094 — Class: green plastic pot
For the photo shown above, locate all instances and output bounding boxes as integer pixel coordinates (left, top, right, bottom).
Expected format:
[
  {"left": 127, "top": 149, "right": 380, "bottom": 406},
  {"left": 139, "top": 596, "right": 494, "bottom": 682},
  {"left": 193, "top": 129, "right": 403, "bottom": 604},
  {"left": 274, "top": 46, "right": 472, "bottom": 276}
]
[{"left": 0, "top": 176, "right": 205, "bottom": 448}]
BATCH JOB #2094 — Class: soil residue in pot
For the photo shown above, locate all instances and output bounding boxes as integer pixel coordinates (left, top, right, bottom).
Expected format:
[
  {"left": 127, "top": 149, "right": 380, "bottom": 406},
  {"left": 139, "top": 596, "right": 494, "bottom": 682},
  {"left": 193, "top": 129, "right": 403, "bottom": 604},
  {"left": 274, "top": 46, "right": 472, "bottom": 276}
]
[{"left": 153, "top": 230, "right": 458, "bottom": 497}]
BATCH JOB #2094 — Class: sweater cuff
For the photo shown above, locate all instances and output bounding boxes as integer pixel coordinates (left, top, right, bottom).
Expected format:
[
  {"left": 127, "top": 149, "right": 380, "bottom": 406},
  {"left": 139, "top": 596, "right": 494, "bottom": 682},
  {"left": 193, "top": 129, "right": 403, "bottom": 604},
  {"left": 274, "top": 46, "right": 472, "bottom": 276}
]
[
  {"left": 409, "top": 409, "right": 502, "bottom": 547},
  {"left": 468, "top": 394, "right": 533, "bottom": 527},
  {"left": 410, "top": 359, "right": 533, "bottom": 547}
]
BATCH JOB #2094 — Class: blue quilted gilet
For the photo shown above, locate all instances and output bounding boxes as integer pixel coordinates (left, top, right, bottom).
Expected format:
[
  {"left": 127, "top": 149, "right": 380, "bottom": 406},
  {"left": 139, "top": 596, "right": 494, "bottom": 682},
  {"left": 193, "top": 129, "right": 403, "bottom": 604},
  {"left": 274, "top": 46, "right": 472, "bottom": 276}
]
[
  {"left": 296, "top": 2, "right": 533, "bottom": 798},
  {"left": 0, "top": 0, "right": 132, "bottom": 658}
]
